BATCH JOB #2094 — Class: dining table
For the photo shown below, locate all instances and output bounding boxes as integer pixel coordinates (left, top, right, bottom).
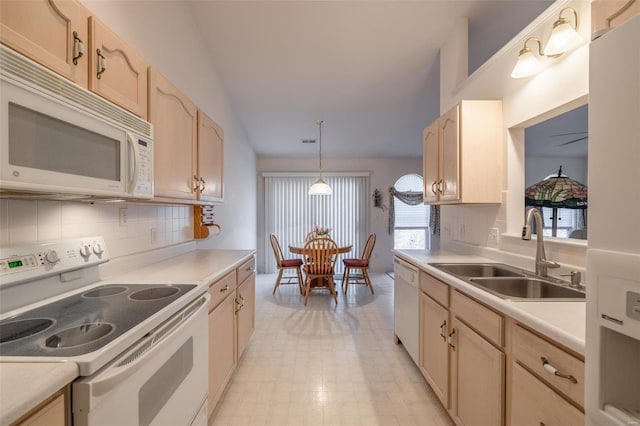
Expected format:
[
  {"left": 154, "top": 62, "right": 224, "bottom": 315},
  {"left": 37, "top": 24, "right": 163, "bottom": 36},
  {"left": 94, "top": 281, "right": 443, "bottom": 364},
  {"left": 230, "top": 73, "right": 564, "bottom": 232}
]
[
  {"left": 289, "top": 241, "right": 352, "bottom": 289},
  {"left": 288, "top": 242, "right": 352, "bottom": 256}
]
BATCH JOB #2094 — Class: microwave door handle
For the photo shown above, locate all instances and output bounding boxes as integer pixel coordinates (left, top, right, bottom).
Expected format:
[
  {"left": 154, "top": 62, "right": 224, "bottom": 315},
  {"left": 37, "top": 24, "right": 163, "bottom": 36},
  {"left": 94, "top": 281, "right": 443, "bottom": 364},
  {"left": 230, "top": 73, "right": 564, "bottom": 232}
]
[{"left": 126, "top": 133, "right": 138, "bottom": 192}]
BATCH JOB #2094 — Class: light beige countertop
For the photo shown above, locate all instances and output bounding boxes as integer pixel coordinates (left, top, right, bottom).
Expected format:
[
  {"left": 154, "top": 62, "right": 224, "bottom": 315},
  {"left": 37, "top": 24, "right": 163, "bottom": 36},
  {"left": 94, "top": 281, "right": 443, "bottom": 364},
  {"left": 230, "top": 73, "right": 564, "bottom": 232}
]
[
  {"left": 394, "top": 249, "right": 586, "bottom": 355},
  {"left": 0, "top": 362, "right": 78, "bottom": 425},
  {"left": 0, "top": 248, "right": 255, "bottom": 426}
]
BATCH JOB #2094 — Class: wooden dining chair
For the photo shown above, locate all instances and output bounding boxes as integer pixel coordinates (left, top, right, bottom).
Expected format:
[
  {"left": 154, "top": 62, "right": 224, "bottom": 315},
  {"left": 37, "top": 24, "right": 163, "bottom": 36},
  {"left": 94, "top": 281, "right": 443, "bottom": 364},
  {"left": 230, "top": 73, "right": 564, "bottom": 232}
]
[
  {"left": 302, "top": 238, "right": 339, "bottom": 305},
  {"left": 269, "top": 233, "right": 304, "bottom": 294},
  {"left": 341, "top": 233, "right": 376, "bottom": 294}
]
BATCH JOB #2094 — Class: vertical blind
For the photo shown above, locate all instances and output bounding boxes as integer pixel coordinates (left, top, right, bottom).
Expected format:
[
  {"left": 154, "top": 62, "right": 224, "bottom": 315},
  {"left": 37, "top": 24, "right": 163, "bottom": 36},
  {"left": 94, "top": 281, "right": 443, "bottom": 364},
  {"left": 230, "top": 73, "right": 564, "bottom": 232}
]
[{"left": 264, "top": 173, "right": 369, "bottom": 274}]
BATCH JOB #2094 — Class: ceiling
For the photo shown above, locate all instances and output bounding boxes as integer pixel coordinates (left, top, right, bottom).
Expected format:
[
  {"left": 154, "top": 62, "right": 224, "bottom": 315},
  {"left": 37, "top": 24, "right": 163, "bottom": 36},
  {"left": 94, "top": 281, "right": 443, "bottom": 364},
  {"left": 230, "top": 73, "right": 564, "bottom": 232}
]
[
  {"left": 189, "top": 1, "right": 552, "bottom": 158},
  {"left": 526, "top": 104, "right": 588, "bottom": 158}
]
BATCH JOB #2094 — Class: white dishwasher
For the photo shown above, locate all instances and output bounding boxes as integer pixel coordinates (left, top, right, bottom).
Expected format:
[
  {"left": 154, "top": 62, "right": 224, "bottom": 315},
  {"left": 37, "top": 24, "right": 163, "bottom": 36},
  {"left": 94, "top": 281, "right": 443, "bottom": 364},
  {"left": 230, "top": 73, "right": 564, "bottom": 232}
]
[{"left": 393, "top": 257, "right": 420, "bottom": 365}]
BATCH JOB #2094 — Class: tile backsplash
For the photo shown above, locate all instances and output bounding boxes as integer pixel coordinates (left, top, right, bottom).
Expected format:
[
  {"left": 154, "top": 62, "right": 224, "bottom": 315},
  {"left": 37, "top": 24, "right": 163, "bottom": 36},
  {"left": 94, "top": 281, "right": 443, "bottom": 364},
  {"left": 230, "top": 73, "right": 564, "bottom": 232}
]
[{"left": 0, "top": 200, "right": 193, "bottom": 259}]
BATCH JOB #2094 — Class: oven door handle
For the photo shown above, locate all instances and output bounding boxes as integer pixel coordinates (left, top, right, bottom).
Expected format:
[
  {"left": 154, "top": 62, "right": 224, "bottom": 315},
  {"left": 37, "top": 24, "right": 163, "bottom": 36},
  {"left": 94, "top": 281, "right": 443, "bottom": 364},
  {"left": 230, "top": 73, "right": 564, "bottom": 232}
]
[{"left": 87, "top": 294, "right": 209, "bottom": 397}]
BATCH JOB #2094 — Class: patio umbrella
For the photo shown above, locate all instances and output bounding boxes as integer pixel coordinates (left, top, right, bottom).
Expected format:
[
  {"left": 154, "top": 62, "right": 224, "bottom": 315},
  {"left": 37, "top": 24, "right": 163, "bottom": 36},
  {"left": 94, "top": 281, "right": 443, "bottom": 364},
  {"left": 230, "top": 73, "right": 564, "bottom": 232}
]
[{"left": 525, "top": 166, "right": 588, "bottom": 237}]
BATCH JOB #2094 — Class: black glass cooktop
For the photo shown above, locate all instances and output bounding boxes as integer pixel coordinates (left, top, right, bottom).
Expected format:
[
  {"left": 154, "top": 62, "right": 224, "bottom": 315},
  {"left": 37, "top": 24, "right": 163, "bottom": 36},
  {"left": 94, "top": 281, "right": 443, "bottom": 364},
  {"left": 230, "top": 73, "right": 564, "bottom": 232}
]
[{"left": 0, "top": 283, "right": 196, "bottom": 357}]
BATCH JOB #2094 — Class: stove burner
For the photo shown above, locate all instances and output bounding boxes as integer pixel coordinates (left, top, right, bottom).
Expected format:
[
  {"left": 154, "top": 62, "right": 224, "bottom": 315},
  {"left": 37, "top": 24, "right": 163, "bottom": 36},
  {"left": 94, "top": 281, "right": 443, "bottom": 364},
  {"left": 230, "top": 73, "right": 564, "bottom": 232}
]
[
  {"left": 0, "top": 318, "right": 54, "bottom": 344},
  {"left": 0, "top": 283, "right": 196, "bottom": 359},
  {"left": 129, "top": 287, "right": 180, "bottom": 301},
  {"left": 83, "top": 286, "right": 128, "bottom": 298},
  {"left": 44, "top": 323, "right": 113, "bottom": 348}
]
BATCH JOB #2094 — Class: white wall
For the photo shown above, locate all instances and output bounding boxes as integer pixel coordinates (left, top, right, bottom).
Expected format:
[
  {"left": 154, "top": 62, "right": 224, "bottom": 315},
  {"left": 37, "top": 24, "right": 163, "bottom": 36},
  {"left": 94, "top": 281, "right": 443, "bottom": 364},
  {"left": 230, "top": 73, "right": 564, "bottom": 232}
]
[
  {"left": 438, "top": 0, "right": 590, "bottom": 274},
  {"left": 0, "top": 1, "right": 257, "bottom": 256},
  {"left": 256, "top": 157, "right": 423, "bottom": 273}
]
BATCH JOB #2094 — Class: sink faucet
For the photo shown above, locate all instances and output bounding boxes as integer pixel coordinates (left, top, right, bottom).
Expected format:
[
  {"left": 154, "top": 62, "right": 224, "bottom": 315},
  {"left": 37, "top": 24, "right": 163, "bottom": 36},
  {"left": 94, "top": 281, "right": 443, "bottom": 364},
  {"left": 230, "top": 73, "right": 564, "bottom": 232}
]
[{"left": 522, "top": 208, "right": 560, "bottom": 277}]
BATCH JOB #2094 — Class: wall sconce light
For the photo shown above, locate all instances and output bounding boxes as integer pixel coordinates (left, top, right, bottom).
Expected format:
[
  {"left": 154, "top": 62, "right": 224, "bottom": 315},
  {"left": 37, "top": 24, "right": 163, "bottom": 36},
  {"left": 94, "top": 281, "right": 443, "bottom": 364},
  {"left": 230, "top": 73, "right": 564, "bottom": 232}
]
[
  {"left": 544, "top": 7, "right": 582, "bottom": 56},
  {"left": 511, "top": 37, "right": 545, "bottom": 79}
]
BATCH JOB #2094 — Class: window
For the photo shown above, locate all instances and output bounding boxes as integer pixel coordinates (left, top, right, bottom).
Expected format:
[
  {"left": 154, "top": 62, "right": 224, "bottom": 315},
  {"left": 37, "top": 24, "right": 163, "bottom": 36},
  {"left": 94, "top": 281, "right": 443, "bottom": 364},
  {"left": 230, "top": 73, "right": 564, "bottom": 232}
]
[
  {"left": 393, "top": 174, "right": 430, "bottom": 249},
  {"left": 263, "top": 173, "right": 369, "bottom": 274},
  {"left": 540, "top": 207, "right": 580, "bottom": 238}
]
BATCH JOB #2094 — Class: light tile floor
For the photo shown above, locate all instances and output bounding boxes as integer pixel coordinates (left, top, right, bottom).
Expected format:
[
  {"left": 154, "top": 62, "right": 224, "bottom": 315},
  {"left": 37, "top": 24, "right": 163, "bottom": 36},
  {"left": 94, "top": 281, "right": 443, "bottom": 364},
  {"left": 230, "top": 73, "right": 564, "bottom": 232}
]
[{"left": 209, "top": 273, "right": 453, "bottom": 426}]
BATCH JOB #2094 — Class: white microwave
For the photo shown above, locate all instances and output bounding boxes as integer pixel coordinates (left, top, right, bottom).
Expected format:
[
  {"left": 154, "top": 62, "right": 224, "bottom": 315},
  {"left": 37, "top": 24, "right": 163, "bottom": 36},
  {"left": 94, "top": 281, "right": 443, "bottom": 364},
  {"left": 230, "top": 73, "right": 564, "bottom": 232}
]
[{"left": 0, "top": 45, "right": 153, "bottom": 200}]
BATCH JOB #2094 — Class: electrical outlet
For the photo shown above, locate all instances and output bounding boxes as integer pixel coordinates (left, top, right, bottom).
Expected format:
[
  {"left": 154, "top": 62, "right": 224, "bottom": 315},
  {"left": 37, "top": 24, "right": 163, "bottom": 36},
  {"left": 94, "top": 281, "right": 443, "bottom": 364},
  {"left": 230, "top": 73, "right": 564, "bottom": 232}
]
[
  {"left": 119, "top": 207, "right": 128, "bottom": 225},
  {"left": 488, "top": 228, "right": 499, "bottom": 244}
]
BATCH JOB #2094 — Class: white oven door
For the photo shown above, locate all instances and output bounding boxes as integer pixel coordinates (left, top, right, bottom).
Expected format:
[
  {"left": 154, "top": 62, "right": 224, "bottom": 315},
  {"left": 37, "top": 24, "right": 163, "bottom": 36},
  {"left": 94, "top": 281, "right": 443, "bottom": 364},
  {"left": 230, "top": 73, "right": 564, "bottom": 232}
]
[{"left": 72, "top": 294, "right": 209, "bottom": 426}]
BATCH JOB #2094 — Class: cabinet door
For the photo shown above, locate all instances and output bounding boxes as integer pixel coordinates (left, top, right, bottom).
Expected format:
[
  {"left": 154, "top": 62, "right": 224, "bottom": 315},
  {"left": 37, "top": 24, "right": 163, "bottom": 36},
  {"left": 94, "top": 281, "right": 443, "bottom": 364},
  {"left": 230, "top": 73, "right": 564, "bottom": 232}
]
[
  {"left": 510, "top": 363, "right": 584, "bottom": 426},
  {"left": 591, "top": 0, "right": 640, "bottom": 36},
  {"left": 0, "top": 0, "right": 89, "bottom": 87},
  {"left": 89, "top": 17, "right": 148, "bottom": 118},
  {"left": 451, "top": 318, "right": 505, "bottom": 426},
  {"left": 236, "top": 274, "right": 255, "bottom": 359},
  {"left": 423, "top": 120, "right": 439, "bottom": 203},
  {"left": 419, "top": 292, "right": 449, "bottom": 407},
  {"left": 439, "top": 104, "right": 460, "bottom": 202},
  {"left": 17, "top": 392, "right": 65, "bottom": 426},
  {"left": 208, "top": 293, "right": 236, "bottom": 417},
  {"left": 149, "top": 68, "right": 198, "bottom": 200},
  {"left": 197, "top": 111, "right": 224, "bottom": 202}
]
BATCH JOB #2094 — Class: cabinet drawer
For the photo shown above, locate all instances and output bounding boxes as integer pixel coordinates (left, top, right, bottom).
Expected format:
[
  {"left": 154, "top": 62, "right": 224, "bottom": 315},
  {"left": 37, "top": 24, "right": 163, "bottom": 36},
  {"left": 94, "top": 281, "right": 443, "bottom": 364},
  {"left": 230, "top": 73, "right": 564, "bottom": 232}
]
[
  {"left": 451, "top": 290, "right": 504, "bottom": 347},
  {"left": 237, "top": 257, "right": 255, "bottom": 284},
  {"left": 512, "top": 324, "right": 584, "bottom": 407},
  {"left": 511, "top": 362, "right": 583, "bottom": 426},
  {"left": 420, "top": 271, "right": 449, "bottom": 307},
  {"left": 209, "top": 271, "right": 236, "bottom": 311}
]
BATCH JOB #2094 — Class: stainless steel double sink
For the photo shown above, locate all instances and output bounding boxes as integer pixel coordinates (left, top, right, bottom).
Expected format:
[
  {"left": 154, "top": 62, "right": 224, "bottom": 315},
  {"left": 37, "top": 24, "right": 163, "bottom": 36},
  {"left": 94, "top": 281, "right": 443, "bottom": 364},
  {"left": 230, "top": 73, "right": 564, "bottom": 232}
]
[{"left": 429, "top": 263, "right": 585, "bottom": 301}]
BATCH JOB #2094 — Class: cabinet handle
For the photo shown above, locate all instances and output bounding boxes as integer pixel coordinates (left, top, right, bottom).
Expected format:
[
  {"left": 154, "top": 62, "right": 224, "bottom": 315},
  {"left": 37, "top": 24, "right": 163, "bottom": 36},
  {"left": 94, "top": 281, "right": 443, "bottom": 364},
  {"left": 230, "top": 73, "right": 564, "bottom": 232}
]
[
  {"left": 96, "top": 49, "right": 107, "bottom": 79},
  {"left": 219, "top": 285, "right": 229, "bottom": 292},
  {"left": 447, "top": 329, "right": 456, "bottom": 350},
  {"left": 245, "top": 266, "right": 253, "bottom": 272},
  {"left": 193, "top": 175, "right": 200, "bottom": 192},
  {"left": 72, "top": 31, "right": 85, "bottom": 65},
  {"left": 438, "top": 179, "right": 446, "bottom": 194},
  {"left": 431, "top": 181, "right": 438, "bottom": 195},
  {"left": 439, "top": 320, "right": 447, "bottom": 340},
  {"left": 199, "top": 178, "right": 206, "bottom": 192},
  {"left": 235, "top": 297, "right": 244, "bottom": 313},
  {"left": 540, "top": 357, "right": 577, "bottom": 384}
]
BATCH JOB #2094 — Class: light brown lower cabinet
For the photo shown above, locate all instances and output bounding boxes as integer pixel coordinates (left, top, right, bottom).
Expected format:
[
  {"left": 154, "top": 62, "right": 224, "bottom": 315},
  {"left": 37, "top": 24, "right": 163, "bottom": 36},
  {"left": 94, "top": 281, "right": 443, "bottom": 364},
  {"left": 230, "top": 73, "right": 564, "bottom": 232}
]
[
  {"left": 14, "top": 390, "right": 66, "bottom": 426},
  {"left": 207, "top": 256, "right": 255, "bottom": 418},
  {"left": 510, "top": 363, "right": 583, "bottom": 426},
  {"left": 208, "top": 289, "right": 236, "bottom": 417},
  {"left": 450, "top": 318, "right": 505, "bottom": 426},
  {"left": 419, "top": 291, "right": 449, "bottom": 407},
  {"left": 416, "top": 267, "right": 584, "bottom": 426},
  {"left": 236, "top": 271, "right": 255, "bottom": 358}
]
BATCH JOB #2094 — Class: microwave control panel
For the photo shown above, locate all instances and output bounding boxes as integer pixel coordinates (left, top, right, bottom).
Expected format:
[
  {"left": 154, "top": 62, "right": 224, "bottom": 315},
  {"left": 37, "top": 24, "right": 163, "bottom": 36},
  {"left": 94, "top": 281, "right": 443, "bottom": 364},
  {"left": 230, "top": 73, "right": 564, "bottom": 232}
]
[{"left": 131, "top": 136, "right": 153, "bottom": 197}]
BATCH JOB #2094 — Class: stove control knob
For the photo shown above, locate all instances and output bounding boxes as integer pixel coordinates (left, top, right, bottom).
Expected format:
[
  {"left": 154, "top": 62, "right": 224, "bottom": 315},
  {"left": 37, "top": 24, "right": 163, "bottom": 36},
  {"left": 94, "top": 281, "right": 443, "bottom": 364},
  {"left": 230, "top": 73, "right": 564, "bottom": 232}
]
[
  {"left": 79, "top": 245, "right": 91, "bottom": 258},
  {"left": 44, "top": 250, "right": 60, "bottom": 265},
  {"left": 92, "top": 243, "right": 104, "bottom": 256}
]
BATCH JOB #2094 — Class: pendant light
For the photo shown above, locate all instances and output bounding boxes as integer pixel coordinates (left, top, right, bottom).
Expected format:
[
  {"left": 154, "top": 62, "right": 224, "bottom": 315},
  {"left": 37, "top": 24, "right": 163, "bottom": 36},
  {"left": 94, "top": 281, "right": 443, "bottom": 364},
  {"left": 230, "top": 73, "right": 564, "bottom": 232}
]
[{"left": 309, "top": 119, "right": 332, "bottom": 195}]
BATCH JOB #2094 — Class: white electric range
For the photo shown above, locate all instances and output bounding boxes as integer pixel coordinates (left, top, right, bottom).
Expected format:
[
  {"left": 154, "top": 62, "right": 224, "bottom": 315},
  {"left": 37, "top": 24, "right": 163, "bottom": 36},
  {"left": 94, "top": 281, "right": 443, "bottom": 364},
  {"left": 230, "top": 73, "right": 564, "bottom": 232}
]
[{"left": 0, "top": 237, "right": 209, "bottom": 426}]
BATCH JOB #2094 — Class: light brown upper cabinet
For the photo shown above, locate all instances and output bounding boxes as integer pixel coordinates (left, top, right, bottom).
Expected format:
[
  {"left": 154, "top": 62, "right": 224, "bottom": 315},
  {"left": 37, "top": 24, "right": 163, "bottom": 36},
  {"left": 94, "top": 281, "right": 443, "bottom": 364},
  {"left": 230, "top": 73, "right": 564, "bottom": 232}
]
[
  {"left": 592, "top": 0, "right": 640, "bottom": 37},
  {"left": 0, "top": 0, "right": 89, "bottom": 87},
  {"left": 423, "top": 100, "right": 503, "bottom": 204},
  {"left": 423, "top": 120, "right": 439, "bottom": 204},
  {"left": 149, "top": 68, "right": 198, "bottom": 201},
  {"left": 197, "top": 111, "right": 224, "bottom": 202},
  {"left": 89, "top": 17, "right": 148, "bottom": 118}
]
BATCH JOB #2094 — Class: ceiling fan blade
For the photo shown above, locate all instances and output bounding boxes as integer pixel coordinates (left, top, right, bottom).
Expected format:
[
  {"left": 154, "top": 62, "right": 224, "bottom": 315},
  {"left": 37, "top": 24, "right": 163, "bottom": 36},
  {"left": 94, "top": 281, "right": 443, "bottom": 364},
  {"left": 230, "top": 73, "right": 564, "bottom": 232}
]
[
  {"left": 560, "top": 136, "right": 588, "bottom": 145},
  {"left": 550, "top": 131, "right": 589, "bottom": 138}
]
